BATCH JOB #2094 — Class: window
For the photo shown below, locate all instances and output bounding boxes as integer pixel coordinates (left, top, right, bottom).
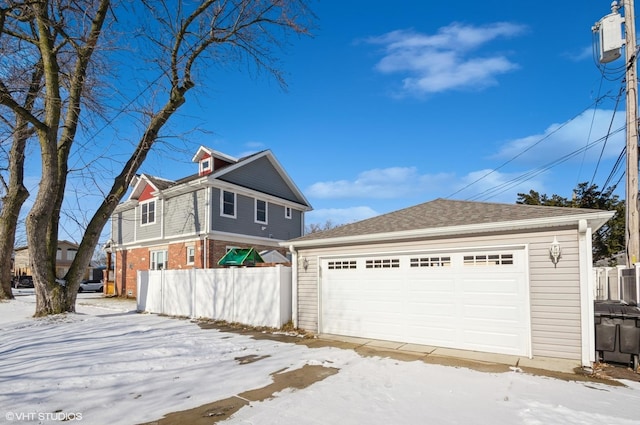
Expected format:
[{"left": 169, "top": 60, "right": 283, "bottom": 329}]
[
  {"left": 56, "top": 249, "right": 62, "bottom": 260},
  {"left": 463, "top": 253, "right": 514, "bottom": 266},
  {"left": 186, "top": 246, "right": 195, "bottom": 265},
  {"left": 150, "top": 250, "right": 168, "bottom": 270},
  {"left": 285, "top": 206, "right": 292, "bottom": 219},
  {"left": 255, "top": 199, "right": 267, "bottom": 224},
  {"left": 328, "top": 260, "right": 357, "bottom": 270},
  {"left": 221, "top": 190, "right": 236, "bottom": 217},
  {"left": 67, "top": 249, "right": 77, "bottom": 261},
  {"left": 200, "top": 158, "right": 211, "bottom": 175},
  {"left": 365, "top": 258, "right": 400, "bottom": 269},
  {"left": 410, "top": 256, "right": 451, "bottom": 267},
  {"left": 141, "top": 200, "right": 156, "bottom": 225}
]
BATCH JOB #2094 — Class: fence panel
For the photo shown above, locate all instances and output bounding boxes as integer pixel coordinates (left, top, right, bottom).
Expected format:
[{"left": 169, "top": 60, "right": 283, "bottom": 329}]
[{"left": 137, "top": 266, "right": 291, "bottom": 328}]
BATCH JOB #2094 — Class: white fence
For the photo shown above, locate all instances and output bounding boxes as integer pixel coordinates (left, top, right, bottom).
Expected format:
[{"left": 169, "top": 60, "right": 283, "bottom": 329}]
[
  {"left": 137, "top": 266, "right": 292, "bottom": 328},
  {"left": 593, "top": 265, "right": 640, "bottom": 305}
]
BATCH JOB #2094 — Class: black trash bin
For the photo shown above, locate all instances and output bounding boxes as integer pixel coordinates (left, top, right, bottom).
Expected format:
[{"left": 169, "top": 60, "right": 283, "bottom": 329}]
[{"left": 594, "top": 300, "right": 640, "bottom": 370}]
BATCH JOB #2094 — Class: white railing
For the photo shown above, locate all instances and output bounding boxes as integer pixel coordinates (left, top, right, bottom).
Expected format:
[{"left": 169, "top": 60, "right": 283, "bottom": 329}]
[{"left": 137, "top": 265, "right": 292, "bottom": 328}]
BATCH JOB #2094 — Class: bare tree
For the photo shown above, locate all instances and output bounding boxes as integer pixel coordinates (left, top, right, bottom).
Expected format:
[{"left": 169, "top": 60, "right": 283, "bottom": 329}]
[
  {"left": 305, "top": 220, "right": 340, "bottom": 234},
  {"left": 0, "top": 0, "right": 314, "bottom": 315},
  {"left": 0, "top": 14, "right": 44, "bottom": 299}
]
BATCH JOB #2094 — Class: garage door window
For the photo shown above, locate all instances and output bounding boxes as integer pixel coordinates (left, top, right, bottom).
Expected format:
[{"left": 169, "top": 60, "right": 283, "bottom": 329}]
[
  {"left": 328, "top": 260, "right": 357, "bottom": 270},
  {"left": 463, "top": 253, "right": 514, "bottom": 266},
  {"left": 410, "top": 256, "right": 451, "bottom": 267},
  {"left": 365, "top": 258, "right": 400, "bottom": 268}
]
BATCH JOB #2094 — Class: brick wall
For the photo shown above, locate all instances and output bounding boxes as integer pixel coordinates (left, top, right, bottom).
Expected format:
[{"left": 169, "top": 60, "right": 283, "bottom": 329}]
[{"left": 115, "top": 239, "right": 288, "bottom": 298}]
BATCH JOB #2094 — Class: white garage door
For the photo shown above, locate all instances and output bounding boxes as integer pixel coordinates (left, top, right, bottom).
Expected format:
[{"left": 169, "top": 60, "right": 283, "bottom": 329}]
[{"left": 320, "top": 249, "right": 530, "bottom": 356}]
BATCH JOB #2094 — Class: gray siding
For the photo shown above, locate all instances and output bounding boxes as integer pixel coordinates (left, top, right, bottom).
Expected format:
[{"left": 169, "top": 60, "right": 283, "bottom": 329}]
[
  {"left": 211, "top": 187, "right": 303, "bottom": 240},
  {"left": 112, "top": 208, "right": 136, "bottom": 244},
  {"left": 164, "top": 190, "right": 206, "bottom": 237},
  {"left": 136, "top": 202, "right": 161, "bottom": 241},
  {"left": 219, "top": 156, "right": 301, "bottom": 203},
  {"left": 295, "top": 228, "right": 584, "bottom": 361}
]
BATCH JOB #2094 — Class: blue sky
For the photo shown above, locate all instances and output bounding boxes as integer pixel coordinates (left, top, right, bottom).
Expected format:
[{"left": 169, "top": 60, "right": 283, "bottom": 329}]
[{"left": 23, "top": 1, "right": 633, "bottom": 242}]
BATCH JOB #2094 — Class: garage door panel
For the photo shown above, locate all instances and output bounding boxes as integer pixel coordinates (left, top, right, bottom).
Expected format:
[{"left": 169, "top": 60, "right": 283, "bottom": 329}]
[{"left": 321, "top": 250, "right": 529, "bottom": 356}]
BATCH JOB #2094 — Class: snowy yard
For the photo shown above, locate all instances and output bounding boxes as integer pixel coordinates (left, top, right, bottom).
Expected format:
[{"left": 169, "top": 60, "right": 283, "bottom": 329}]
[{"left": 1, "top": 291, "right": 640, "bottom": 425}]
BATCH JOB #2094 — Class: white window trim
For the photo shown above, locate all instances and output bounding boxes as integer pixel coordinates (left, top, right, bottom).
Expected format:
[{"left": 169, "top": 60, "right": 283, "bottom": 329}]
[
  {"left": 150, "top": 250, "right": 168, "bottom": 270},
  {"left": 285, "top": 206, "right": 292, "bottom": 219},
  {"left": 140, "top": 199, "right": 156, "bottom": 226},
  {"left": 220, "top": 190, "right": 236, "bottom": 218},
  {"left": 186, "top": 246, "right": 195, "bottom": 265},
  {"left": 255, "top": 199, "right": 268, "bottom": 224},
  {"left": 200, "top": 158, "right": 212, "bottom": 174}
]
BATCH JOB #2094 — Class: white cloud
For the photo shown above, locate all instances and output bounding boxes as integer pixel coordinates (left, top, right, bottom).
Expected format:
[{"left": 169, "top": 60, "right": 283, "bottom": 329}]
[
  {"left": 493, "top": 108, "right": 625, "bottom": 165},
  {"left": 366, "top": 22, "right": 527, "bottom": 95},
  {"left": 305, "top": 206, "right": 379, "bottom": 226},
  {"left": 306, "top": 167, "right": 454, "bottom": 199},
  {"left": 450, "top": 168, "right": 547, "bottom": 203}
]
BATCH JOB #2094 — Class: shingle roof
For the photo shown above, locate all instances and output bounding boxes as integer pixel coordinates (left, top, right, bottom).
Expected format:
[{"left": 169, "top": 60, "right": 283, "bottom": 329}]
[
  {"left": 291, "top": 198, "right": 613, "bottom": 242},
  {"left": 145, "top": 175, "right": 175, "bottom": 191}
]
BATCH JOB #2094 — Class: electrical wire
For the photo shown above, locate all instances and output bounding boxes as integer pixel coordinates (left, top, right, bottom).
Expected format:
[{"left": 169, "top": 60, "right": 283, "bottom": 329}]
[
  {"left": 446, "top": 95, "right": 611, "bottom": 200},
  {"left": 589, "top": 85, "right": 625, "bottom": 186}
]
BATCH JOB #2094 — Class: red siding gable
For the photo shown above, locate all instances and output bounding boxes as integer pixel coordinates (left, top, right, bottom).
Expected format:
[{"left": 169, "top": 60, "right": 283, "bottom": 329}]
[{"left": 139, "top": 183, "right": 156, "bottom": 201}]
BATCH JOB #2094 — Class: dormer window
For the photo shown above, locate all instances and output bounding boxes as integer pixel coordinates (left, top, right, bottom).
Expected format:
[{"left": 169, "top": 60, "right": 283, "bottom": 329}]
[{"left": 199, "top": 158, "right": 212, "bottom": 175}]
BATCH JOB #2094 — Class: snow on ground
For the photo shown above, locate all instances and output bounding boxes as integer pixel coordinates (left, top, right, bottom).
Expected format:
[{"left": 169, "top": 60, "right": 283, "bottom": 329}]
[{"left": 1, "top": 290, "right": 640, "bottom": 425}]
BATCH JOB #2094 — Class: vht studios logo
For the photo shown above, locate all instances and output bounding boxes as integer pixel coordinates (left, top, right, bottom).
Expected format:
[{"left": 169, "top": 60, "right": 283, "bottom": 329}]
[{"left": 5, "top": 411, "right": 83, "bottom": 421}]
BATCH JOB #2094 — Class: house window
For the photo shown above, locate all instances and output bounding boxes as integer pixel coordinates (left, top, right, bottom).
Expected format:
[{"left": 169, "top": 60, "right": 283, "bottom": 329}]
[
  {"left": 255, "top": 199, "right": 267, "bottom": 224},
  {"left": 56, "top": 249, "right": 62, "bottom": 260},
  {"left": 200, "top": 159, "right": 211, "bottom": 174},
  {"left": 186, "top": 246, "right": 195, "bottom": 265},
  {"left": 67, "top": 249, "right": 77, "bottom": 261},
  {"left": 221, "top": 190, "right": 236, "bottom": 218},
  {"left": 141, "top": 200, "right": 156, "bottom": 225},
  {"left": 285, "top": 206, "right": 292, "bottom": 219},
  {"left": 150, "top": 250, "right": 168, "bottom": 270}
]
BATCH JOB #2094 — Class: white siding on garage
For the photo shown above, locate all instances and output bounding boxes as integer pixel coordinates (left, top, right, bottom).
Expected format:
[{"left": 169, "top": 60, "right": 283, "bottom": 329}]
[{"left": 295, "top": 228, "right": 583, "bottom": 360}]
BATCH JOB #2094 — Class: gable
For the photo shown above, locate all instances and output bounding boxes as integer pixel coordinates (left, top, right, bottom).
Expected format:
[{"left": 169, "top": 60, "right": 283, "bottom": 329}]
[
  {"left": 139, "top": 183, "right": 156, "bottom": 202},
  {"left": 218, "top": 155, "right": 308, "bottom": 206}
]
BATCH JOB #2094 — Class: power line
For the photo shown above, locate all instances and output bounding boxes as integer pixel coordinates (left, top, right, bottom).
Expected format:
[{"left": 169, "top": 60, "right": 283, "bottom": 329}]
[{"left": 446, "top": 95, "right": 612, "bottom": 200}]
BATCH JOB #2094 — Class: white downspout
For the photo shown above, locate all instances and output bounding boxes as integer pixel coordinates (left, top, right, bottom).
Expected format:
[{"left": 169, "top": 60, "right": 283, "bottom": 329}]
[
  {"left": 578, "top": 219, "right": 595, "bottom": 368},
  {"left": 289, "top": 244, "right": 298, "bottom": 328}
]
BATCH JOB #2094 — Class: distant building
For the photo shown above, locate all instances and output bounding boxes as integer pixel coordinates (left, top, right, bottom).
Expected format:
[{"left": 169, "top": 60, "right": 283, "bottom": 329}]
[{"left": 13, "top": 240, "right": 90, "bottom": 279}]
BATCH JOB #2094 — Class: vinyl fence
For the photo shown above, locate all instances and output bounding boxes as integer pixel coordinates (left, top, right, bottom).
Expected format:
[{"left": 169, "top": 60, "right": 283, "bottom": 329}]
[
  {"left": 137, "top": 266, "right": 292, "bottom": 328},
  {"left": 593, "top": 265, "right": 640, "bottom": 305}
]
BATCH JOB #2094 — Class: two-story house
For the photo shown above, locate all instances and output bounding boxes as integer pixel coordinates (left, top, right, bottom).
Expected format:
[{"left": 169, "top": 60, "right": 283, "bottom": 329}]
[
  {"left": 110, "top": 146, "right": 312, "bottom": 297},
  {"left": 13, "top": 240, "right": 88, "bottom": 279}
]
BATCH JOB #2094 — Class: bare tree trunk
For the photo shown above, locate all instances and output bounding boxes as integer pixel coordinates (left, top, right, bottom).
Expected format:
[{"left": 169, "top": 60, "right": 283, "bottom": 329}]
[
  {"left": 0, "top": 128, "right": 29, "bottom": 299},
  {"left": 1, "top": 0, "right": 313, "bottom": 315}
]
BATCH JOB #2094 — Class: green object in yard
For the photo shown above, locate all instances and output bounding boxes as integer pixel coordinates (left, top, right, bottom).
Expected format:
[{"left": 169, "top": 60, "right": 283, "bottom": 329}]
[{"left": 217, "top": 248, "right": 265, "bottom": 266}]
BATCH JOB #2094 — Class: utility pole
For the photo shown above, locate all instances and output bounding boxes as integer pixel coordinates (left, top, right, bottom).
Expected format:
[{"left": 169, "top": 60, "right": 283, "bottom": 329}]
[
  {"left": 624, "top": 0, "right": 639, "bottom": 267},
  {"left": 594, "top": 1, "right": 639, "bottom": 267}
]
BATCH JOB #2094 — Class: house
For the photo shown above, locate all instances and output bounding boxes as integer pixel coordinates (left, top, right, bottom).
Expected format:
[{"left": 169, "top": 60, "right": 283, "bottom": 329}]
[
  {"left": 110, "top": 147, "right": 311, "bottom": 297},
  {"left": 283, "top": 198, "right": 615, "bottom": 368},
  {"left": 12, "top": 240, "right": 89, "bottom": 279}
]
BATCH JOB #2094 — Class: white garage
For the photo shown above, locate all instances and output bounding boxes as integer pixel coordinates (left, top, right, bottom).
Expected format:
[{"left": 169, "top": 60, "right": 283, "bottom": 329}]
[
  {"left": 320, "top": 248, "right": 530, "bottom": 356},
  {"left": 285, "top": 198, "right": 615, "bottom": 366}
]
